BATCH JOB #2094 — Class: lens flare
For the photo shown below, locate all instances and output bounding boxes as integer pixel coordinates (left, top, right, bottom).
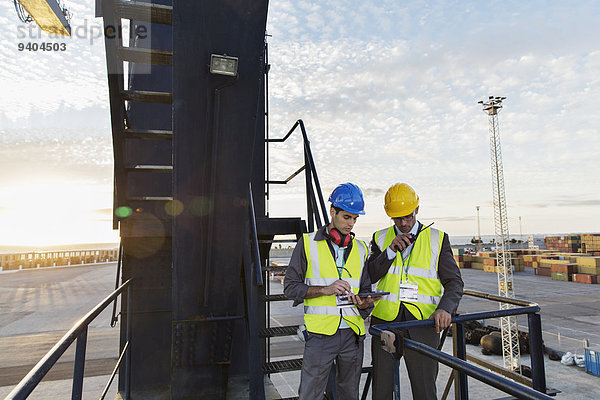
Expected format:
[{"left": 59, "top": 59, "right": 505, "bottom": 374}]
[
  {"left": 115, "top": 206, "right": 133, "bottom": 218},
  {"left": 165, "top": 200, "right": 184, "bottom": 216}
]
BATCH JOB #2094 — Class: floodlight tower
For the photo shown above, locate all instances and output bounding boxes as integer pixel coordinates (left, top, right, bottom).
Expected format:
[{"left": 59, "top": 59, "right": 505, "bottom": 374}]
[
  {"left": 478, "top": 96, "right": 521, "bottom": 371},
  {"left": 519, "top": 216, "right": 524, "bottom": 249},
  {"left": 476, "top": 205, "right": 482, "bottom": 252}
]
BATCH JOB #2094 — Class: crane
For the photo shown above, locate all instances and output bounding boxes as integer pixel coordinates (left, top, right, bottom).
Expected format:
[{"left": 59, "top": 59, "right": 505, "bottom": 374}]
[
  {"left": 11, "top": 0, "right": 71, "bottom": 36},
  {"left": 478, "top": 96, "right": 521, "bottom": 371}
]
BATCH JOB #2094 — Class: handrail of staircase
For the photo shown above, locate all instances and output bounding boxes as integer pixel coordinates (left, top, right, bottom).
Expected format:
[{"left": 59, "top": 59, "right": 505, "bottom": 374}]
[
  {"left": 110, "top": 241, "right": 124, "bottom": 327},
  {"left": 266, "top": 119, "right": 329, "bottom": 230},
  {"left": 248, "top": 182, "right": 264, "bottom": 286},
  {"left": 4, "top": 279, "right": 133, "bottom": 400},
  {"left": 370, "top": 291, "right": 549, "bottom": 400},
  {"left": 243, "top": 182, "right": 267, "bottom": 399}
]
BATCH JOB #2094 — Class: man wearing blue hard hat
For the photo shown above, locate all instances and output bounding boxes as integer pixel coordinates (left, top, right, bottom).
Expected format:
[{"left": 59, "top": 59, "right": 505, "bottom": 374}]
[{"left": 284, "top": 182, "right": 379, "bottom": 400}]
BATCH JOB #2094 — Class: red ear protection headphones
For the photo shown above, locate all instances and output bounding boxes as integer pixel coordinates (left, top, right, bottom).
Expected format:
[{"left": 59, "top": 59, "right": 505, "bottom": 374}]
[{"left": 327, "top": 228, "right": 354, "bottom": 247}]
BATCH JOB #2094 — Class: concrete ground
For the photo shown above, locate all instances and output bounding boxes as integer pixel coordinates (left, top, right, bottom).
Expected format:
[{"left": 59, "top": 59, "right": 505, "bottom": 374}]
[
  {"left": 0, "top": 263, "right": 120, "bottom": 399},
  {"left": 2, "top": 263, "right": 600, "bottom": 399}
]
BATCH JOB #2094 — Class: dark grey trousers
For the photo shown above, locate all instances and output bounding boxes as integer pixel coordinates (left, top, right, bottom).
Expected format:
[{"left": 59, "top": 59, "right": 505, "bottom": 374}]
[
  {"left": 371, "top": 311, "right": 440, "bottom": 400},
  {"left": 299, "top": 328, "right": 364, "bottom": 400}
]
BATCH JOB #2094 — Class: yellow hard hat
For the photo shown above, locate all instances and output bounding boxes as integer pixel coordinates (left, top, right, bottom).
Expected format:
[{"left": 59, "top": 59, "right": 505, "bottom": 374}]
[{"left": 384, "top": 183, "right": 419, "bottom": 218}]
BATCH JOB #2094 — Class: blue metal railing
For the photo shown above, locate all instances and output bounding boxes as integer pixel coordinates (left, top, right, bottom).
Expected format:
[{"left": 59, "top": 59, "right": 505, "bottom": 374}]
[
  {"left": 4, "top": 279, "right": 133, "bottom": 400},
  {"left": 266, "top": 119, "right": 329, "bottom": 231},
  {"left": 369, "top": 290, "right": 552, "bottom": 400}
]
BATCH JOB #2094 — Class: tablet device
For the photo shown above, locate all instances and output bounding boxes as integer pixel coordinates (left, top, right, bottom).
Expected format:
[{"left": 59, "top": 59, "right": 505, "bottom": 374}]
[{"left": 358, "top": 291, "right": 389, "bottom": 298}]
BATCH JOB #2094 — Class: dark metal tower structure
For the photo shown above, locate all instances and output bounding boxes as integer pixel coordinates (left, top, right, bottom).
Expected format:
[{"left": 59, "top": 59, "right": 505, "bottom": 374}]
[
  {"left": 100, "top": 0, "right": 285, "bottom": 398},
  {"left": 170, "top": 2, "right": 268, "bottom": 397}
]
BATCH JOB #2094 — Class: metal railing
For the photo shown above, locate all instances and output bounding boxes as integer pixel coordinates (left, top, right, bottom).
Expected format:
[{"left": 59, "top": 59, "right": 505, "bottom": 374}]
[
  {"left": 369, "top": 290, "right": 552, "bottom": 400},
  {"left": 243, "top": 183, "right": 267, "bottom": 400},
  {"left": 4, "top": 279, "right": 133, "bottom": 400},
  {"left": 266, "top": 119, "right": 329, "bottom": 231}
]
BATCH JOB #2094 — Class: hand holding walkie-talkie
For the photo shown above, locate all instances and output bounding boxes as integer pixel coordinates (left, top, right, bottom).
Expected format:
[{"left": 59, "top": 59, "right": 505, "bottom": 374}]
[
  {"left": 390, "top": 233, "right": 413, "bottom": 252},
  {"left": 390, "top": 222, "right": 434, "bottom": 252}
]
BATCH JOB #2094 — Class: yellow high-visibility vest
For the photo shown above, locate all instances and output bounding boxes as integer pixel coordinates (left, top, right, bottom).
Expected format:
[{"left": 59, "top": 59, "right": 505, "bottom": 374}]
[
  {"left": 371, "top": 225, "right": 443, "bottom": 321},
  {"left": 303, "top": 232, "right": 368, "bottom": 335}
]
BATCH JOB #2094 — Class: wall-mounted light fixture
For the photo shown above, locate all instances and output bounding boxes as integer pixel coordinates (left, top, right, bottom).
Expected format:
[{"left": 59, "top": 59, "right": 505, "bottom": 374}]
[{"left": 210, "top": 54, "right": 238, "bottom": 77}]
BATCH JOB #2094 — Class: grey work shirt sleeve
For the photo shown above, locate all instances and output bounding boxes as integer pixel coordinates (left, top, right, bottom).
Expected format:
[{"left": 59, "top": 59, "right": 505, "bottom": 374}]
[
  {"left": 436, "top": 233, "right": 464, "bottom": 314},
  {"left": 283, "top": 237, "right": 309, "bottom": 307},
  {"left": 358, "top": 256, "right": 374, "bottom": 319}
]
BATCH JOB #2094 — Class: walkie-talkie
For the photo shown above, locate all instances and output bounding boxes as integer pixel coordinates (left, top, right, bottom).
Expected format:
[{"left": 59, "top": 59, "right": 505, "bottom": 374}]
[
  {"left": 409, "top": 221, "right": 435, "bottom": 243},
  {"left": 393, "top": 222, "right": 435, "bottom": 251}
]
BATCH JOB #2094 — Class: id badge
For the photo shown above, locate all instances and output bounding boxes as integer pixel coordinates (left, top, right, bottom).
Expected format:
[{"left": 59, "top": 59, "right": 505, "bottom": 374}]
[
  {"left": 336, "top": 293, "right": 355, "bottom": 309},
  {"left": 398, "top": 281, "right": 419, "bottom": 302}
]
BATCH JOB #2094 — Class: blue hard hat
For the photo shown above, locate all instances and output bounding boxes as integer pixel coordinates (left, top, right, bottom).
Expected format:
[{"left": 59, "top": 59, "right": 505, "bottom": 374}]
[{"left": 328, "top": 182, "right": 366, "bottom": 215}]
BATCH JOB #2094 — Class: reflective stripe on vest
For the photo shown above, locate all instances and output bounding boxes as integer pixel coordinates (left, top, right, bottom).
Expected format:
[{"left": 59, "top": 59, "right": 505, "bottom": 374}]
[
  {"left": 303, "top": 232, "right": 368, "bottom": 335},
  {"left": 372, "top": 225, "right": 443, "bottom": 321}
]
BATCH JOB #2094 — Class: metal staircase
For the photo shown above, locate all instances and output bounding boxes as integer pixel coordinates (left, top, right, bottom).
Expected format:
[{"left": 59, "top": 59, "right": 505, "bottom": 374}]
[
  {"left": 251, "top": 118, "right": 349, "bottom": 399},
  {"left": 101, "top": 0, "right": 174, "bottom": 230},
  {"left": 101, "top": 1, "right": 175, "bottom": 397},
  {"left": 256, "top": 215, "right": 307, "bottom": 391}
]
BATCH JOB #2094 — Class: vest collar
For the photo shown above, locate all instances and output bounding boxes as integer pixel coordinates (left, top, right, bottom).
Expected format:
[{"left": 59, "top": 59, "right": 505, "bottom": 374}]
[
  {"left": 314, "top": 225, "right": 329, "bottom": 241},
  {"left": 394, "top": 220, "right": 421, "bottom": 236},
  {"left": 312, "top": 225, "right": 355, "bottom": 263}
]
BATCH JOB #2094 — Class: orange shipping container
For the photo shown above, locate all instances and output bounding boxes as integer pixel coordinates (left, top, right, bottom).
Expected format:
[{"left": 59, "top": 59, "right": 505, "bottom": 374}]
[
  {"left": 573, "top": 274, "right": 598, "bottom": 284},
  {"left": 550, "top": 263, "right": 576, "bottom": 274}
]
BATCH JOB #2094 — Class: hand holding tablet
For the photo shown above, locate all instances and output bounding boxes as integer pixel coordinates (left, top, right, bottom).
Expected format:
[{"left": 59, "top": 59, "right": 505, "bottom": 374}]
[{"left": 357, "top": 291, "right": 389, "bottom": 298}]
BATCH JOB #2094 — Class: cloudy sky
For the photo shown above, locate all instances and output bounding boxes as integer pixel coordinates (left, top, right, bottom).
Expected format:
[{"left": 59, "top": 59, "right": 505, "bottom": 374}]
[{"left": 0, "top": 1, "right": 598, "bottom": 245}]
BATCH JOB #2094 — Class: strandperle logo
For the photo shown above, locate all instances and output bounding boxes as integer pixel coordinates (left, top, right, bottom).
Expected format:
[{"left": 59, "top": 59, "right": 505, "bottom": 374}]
[{"left": 16, "top": 18, "right": 151, "bottom": 46}]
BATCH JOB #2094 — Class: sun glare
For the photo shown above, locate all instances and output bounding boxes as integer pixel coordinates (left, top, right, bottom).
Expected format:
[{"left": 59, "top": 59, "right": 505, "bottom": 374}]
[{"left": 0, "top": 180, "right": 118, "bottom": 246}]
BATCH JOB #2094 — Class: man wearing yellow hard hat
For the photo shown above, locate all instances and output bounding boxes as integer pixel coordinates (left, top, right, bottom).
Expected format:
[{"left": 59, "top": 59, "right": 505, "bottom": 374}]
[{"left": 368, "top": 183, "right": 464, "bottom": 400}]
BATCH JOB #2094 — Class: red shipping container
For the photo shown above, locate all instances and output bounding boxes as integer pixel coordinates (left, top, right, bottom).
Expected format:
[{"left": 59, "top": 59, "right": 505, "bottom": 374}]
[
  {"left": 573, "top": 274, "right": 598, "bottom": 284},
  {"left": 534, "top": 267, "right": 552, "bottom": 277},
  {"left": 550, "top": 263, "right": 577, "bottom": 274}
]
